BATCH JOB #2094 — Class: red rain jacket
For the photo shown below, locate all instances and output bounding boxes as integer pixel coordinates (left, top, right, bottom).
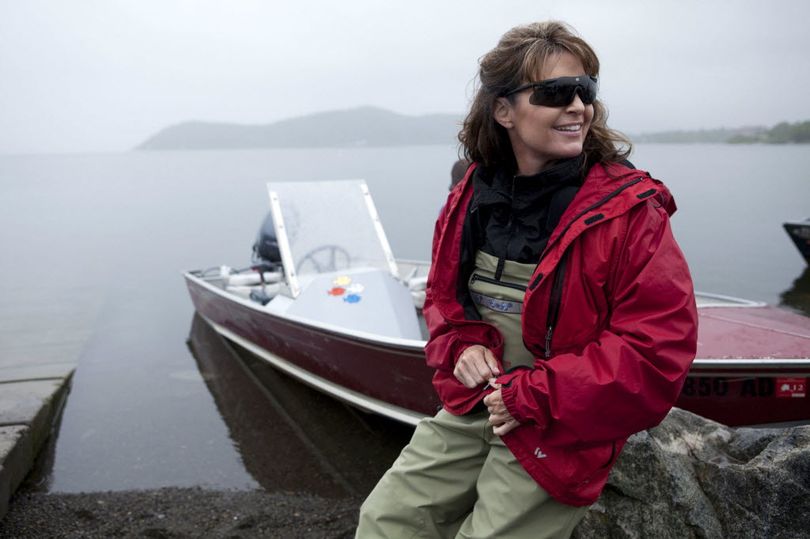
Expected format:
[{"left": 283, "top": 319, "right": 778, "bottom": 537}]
[{"left": 423, "top": 161, "right": 698, "bottom": 506}]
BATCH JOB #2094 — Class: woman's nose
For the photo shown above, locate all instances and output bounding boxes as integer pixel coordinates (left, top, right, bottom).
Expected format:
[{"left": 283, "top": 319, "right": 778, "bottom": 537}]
[{"left": 566, "top": 92, "right": 586, "bottom": 112}]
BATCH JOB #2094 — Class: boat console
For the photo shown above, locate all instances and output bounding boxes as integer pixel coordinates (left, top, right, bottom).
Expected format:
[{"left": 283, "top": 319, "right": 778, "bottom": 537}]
[{"left": 216, "top": 179, "right": 426, "bottom": 340}]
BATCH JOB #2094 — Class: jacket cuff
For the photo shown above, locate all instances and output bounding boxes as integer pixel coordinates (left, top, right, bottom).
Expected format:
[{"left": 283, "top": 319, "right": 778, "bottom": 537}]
[
  {"left": 500, "top": 377, "right": 550, "bottom": 429},
  {"left": 501, "top": 383, "right": 530, "bottom": 425}
]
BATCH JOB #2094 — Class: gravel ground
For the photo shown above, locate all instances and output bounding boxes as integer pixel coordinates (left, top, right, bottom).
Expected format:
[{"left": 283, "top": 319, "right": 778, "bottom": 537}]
[{"left": 0, "top": 488, "right": 362, "bottom": 538}]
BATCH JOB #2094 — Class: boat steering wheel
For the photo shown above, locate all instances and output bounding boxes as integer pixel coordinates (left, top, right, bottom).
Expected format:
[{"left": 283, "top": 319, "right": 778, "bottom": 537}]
[{"left": 296, "top": 245, "right": 351, "bottom": 274}]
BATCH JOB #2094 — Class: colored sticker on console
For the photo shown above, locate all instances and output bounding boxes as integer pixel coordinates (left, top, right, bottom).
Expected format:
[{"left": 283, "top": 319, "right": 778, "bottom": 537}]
[{"left": 346, "top": 283, "right": 365, "bottom": 294}]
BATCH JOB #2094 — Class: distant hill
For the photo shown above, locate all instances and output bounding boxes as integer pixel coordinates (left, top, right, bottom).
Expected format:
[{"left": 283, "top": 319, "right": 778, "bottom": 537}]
[
  {"left": 629, "top": 126, "right": 768, "bottom": 144},
  {"left": 630, "top": 121, "right": 810, "bottom": 144},
  {"left": 727, "top": 120, "right": 810, "bottom": 144},
  {"left": 136, "top": 106, "right": 462, "bottom": 150},
  {"left": 137, "top": 107, "right": 809, "bottom": 150}
]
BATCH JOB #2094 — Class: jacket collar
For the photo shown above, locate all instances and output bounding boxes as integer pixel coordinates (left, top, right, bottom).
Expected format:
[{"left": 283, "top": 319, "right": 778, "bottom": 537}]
[
  {"left": 470, "top": 155, "right": 585, "bottom": 215},
  {"left": 540, "top": 162, "right": 674, "bottom": 264}
]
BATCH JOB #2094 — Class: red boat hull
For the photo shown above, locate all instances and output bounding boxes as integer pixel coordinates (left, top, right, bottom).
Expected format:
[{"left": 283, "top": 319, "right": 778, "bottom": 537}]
[
  {"left": 186, "top": 275, "right": 810, "bottom": 427},
  {"left": 186, "top": 275, "right": 438, "bottom": 419}
]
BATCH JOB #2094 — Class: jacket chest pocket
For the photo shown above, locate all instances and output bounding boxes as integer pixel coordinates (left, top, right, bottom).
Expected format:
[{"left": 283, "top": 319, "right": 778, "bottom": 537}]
[
  {"left": 469, "top": 272, "right": 527, "bottom": 313},
  {"left": 536, "top": 256, "right": 610, "bottom": 353}
]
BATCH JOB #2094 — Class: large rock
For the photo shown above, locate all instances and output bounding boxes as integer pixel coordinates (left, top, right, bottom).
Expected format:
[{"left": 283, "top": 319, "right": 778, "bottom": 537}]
[{"left": 573, "top": 408, "right": 810, "bottom": 539}]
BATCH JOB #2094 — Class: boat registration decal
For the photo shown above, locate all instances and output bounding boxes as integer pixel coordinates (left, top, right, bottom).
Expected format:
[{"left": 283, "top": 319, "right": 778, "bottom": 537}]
[
  {"left": 681, "top": 376, "right": 809, "bottom": 399},
  {"left": 776, "top": 378, "right": 807, "bottom": 398}
]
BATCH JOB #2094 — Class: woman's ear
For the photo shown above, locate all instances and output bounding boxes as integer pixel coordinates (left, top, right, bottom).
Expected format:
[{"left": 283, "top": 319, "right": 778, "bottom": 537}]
[{"left": 493, "top": 97, "right": 514, "bottom": 129}]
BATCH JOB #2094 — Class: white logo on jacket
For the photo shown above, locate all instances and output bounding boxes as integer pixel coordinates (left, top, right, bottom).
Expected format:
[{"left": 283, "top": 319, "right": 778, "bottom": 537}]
[{"left": 534, "top": 447, "right": 548, "bottom": 459}]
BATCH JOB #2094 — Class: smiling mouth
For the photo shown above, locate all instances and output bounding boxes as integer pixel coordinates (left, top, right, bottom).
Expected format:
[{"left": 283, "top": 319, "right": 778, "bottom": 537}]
[{"left": 553, "top": 124, "right": 582, "bottom": 132}]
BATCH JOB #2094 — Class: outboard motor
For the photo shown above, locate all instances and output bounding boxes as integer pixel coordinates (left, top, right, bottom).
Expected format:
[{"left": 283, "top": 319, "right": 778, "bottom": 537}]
[
  {"left": 249, "top": 212, "right": 283, "bottom": 305},
  {"left": 251, "top": 211, "right": 282, "bottom": 269}
]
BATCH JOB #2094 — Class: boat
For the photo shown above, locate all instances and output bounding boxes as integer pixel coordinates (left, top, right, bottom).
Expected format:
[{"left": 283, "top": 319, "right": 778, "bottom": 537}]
[
  {"left": 784, "top": 218, "right": 810, "bottom": 264},
  {"left": 184, "top": 180, "right": 810, "bottom": 427}
]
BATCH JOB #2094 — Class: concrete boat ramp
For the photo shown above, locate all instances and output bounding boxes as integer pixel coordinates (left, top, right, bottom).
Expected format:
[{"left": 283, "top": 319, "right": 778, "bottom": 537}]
[
  {"left": 0, "top": 288, "right": 99, "bottom": 519},
  {"left": 0, "top": 363, "right": 74, "bottom": 519}
]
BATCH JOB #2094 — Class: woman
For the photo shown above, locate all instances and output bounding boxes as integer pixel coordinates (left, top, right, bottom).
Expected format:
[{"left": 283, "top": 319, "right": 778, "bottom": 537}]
[{"left": 357, "top": 21, "right": 697, "bottom": 539}]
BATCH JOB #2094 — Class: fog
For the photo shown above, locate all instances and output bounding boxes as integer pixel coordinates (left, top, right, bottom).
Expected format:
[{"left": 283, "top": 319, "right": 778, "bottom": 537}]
[{"left": 2, "top": 0, "right": 809, "bottom": 154}]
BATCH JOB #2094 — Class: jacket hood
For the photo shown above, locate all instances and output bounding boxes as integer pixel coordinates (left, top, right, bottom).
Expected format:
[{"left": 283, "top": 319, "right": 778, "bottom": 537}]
[
  {"left": 601, "top": 162, "right": 677, "bottom": 216},
  {"left": 529, "top": 161, "right": 677, "bottom": 267}
]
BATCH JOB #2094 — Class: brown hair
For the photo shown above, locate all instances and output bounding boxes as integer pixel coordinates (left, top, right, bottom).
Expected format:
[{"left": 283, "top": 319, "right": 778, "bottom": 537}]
[{"left": 458, "top": 21, "right": 631, "bottom": 171}]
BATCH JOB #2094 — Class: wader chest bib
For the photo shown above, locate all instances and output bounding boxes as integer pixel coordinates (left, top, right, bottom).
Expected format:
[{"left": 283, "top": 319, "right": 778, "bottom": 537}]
[{"left": 468, "top": 250, "right": 535, "bottom": 369}]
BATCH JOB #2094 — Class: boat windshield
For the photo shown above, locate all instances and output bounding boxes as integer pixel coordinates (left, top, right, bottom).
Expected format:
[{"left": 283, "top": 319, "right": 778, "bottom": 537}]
[{"left": 267, "top": 180, "right": 399, "bottom": 297}]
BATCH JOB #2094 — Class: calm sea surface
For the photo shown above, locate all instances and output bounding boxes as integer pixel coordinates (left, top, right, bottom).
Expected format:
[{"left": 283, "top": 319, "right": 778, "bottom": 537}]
[{"left": 1, "top": 144, "right": 808, "bottom": 495}]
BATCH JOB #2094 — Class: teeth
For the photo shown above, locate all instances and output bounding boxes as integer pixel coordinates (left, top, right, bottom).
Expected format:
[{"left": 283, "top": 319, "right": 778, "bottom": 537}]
[{"left": 555, "top": 124, "right": 581, "bottom": 132}]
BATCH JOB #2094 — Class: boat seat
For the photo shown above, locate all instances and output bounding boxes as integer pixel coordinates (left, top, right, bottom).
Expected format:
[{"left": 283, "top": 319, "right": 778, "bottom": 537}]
[
  {"left": 221, "top": 268, "right": 283, "bottom": 303},
  {"left": 407, "top": 276, "right": 428, "bottom": 310},
  {"left": 226, "top": 283, "right": 281, "bottom": 300},
  {"left": 224, "top": 271, "right": 282, "bottom": 287},
  {"left": 407, "top": 276, "right": 428, "bottom": 291}
]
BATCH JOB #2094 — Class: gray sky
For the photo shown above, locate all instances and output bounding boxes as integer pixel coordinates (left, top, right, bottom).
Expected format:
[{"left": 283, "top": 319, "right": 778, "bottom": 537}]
[{"left": 2, "top": 0, "right": 809, "bottom": 154}]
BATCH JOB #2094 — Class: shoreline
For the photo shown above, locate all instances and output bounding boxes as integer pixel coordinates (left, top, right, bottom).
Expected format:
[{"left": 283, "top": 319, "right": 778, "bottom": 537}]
[{"left": 0, "top": 487, "right": 361, "bottom": 538}]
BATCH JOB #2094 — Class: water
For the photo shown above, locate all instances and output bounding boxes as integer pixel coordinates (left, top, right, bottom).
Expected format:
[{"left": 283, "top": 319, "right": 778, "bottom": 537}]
[{"left": 1, "top": 144, "right": 808, "bottom": 495}]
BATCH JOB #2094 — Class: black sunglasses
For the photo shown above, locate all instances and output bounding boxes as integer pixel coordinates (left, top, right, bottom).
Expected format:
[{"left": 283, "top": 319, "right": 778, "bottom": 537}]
[{"left": 502, "top": 75, "right": 598, "bottom": 107}]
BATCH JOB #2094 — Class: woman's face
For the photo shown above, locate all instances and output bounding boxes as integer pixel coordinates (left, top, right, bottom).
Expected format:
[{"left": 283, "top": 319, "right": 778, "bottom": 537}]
[{"left": 494, "top": 51, "right": 594, "bottom": 175}]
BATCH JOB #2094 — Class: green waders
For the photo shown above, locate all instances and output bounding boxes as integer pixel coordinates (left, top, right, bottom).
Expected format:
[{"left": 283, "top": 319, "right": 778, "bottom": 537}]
[
  {"left": 356, "top": 252, "right": 588, "bottom": 538},
  {"left": 356, "top": 410, "right": 587, "bottom": 538}
]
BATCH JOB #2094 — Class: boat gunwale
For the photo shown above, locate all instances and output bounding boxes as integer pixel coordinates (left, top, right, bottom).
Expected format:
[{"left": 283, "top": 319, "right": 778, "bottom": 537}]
[
  {"left": 184, "top": 270, "right": 810, "bottom": 370},
  {"left": 184, "top": 270, "right": 426, "bottom": 350},
  {"left": 694, "top": 291, "right": 766, "bottom": 308}
]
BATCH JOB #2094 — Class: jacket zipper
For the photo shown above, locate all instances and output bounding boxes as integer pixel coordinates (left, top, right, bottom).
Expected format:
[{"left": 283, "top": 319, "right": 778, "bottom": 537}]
[
  {"left": 495, "top": 175, "right": 518, "bottom": 280},
  {"left": 558, "top": 176, "right": 644, "bottom": 242},
  {"left": 470, "top": 273, "right": 527, "bottom": 292},
  {"left": 544, "top": 249, "right": 570, "bottom": 358},
  {"left": 529, "top": 176, "right": 645, "bottom": 291},
  {"left": 538, "top": 177, "right": 645, "bottom": 354}
]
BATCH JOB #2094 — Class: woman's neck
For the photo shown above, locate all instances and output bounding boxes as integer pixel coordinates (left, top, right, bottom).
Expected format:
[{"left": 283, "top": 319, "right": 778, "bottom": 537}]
[{"left": 514, "top": 156, "right": 549, "bottom": 177}]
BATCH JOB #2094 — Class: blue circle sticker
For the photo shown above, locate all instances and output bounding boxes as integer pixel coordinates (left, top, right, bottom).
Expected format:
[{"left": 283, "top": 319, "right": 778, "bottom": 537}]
[{"left": 343, "top": 294, "right": 362, "bottom": 304}]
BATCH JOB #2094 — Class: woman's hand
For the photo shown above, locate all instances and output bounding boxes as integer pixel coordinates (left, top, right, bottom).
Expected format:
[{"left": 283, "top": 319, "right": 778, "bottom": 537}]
[
  {"left": 453, "top": 345, "right": 500, "bottom": 388},
  {"left": 483, "top": 388, "right": 519, "bottom": 436}
]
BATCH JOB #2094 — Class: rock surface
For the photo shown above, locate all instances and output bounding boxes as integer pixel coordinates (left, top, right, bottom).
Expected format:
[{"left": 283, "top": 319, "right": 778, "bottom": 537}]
[{"left": 573, "top": 408, "right": 810, "bottom": 539}]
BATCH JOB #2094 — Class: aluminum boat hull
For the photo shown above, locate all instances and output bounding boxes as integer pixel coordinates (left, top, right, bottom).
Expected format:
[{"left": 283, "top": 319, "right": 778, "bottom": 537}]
[{"left": 185, "top": 272, "right": 810, "bottom": 427}]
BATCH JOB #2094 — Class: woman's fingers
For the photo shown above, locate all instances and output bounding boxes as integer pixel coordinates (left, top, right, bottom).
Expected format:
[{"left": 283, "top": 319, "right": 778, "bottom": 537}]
[
  {"left": 482, "top": 348, "right": 500, "bottom": 376},
  {"left": 453, "top": 362, "right": 481, "bottom": 389},
  {"left": 454, "top": 352, "right": 519, "bottom": 434},
  {"left": 487, "top": 406, "right": 511, "bottom": 424},
  {"left": 492, "top": 419, "right": 519, "bottom": 436},
  {"left": 464, "top": 346, "right": 496, "bottom": 381},
  {"left": 485, "top": 389, "right": 516, "bottom": 428},
  {"left": 472, "top": 354, "right": 495, "bottom": 381},
  {"left": 454, "top": 345, "right": 499, "bottom": 388},
  {"left": 455, "top": 359, "right": 485, "bottom": 388},
  {"left": 482, "top": 389, "right": 503, "bottom": 409}
]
